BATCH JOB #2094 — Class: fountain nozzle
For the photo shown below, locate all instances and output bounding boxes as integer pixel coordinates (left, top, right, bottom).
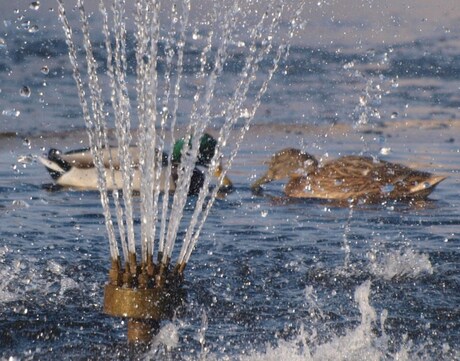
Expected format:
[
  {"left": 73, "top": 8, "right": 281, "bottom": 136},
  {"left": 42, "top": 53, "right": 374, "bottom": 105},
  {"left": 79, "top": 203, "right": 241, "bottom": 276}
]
[{"left": 103, "top": 258, "right": 185, "bottom": 344}]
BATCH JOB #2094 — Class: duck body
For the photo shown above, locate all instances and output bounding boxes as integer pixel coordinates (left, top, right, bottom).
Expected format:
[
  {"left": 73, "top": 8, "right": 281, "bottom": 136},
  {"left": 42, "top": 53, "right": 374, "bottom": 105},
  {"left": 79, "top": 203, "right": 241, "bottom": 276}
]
[
  {"left": 38, "top": 147, "right": 204, "bottom": 195},
  {"left": 253, "top": 148, "right": 446, "bottom": 203}
]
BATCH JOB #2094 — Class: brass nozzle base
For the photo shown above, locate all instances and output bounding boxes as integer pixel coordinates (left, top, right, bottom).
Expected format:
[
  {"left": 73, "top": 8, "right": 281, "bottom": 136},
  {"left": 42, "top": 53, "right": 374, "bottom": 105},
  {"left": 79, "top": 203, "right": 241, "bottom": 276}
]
[
  {"left": 104, "top": 284, "right": 167, "bottom": 320},
  {"left": 103, "top": 273, "right": 186, "bottom": 344}
]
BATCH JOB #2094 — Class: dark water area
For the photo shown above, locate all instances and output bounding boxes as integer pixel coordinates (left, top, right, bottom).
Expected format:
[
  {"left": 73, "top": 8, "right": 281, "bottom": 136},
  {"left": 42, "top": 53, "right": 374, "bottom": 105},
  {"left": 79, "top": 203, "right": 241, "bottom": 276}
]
[
  {"left": 0, "top": 1, "right": 459, "bottom": 360},
  {"left": 1, "top": 122, "right": 459, "bottom": 360}
]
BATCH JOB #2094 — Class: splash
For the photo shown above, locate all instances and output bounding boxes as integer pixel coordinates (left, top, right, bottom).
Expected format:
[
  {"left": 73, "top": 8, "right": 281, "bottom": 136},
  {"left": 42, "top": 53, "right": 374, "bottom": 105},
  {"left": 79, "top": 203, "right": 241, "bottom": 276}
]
[
  {"left": 0, "top": 246, "right": 89, "bottom": 305},
  {"left": 136, "top": 281, "right": 434, "bottom": 361},
  {"left": 134, "top": 281, "right": 454, "bottom": 361},
  {"left": 233, "top": 281, "right": 452, "bottom": 361},
  {"left": 368, "top": 248, "right": 433, "bottom": 280}
]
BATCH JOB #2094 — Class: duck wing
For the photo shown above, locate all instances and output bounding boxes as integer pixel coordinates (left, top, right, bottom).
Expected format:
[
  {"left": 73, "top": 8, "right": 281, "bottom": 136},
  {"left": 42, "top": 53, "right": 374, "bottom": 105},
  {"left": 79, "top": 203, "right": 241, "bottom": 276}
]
[
  {"left": 59, "top": 147, "right": 138, "bottom": 169},
  {"left": 285, "top": 156, "right": 381, "bottom": 200},
  {"left": 338, "top": 156, "right": 446, "bottom": 199},
  {"left": 60, "top": 147, "right": 169, "bottom": 169},
  {"left": 285, "top": 156, "right": 446, "bottom": 201}
]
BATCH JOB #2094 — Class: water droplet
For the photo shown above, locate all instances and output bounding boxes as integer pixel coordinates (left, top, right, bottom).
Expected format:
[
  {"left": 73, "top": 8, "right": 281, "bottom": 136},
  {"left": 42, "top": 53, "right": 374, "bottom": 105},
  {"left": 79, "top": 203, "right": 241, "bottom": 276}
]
[
  {"left": 21, "top": 20, "right": 31, "bottom": 30},
  {"left": 390, "top": 112, "right": 398, "bottom": 119},
  {"left": 358, "top": 113, "right": 368, "bottom": 125},
  {"left": 371, "top": 109, "right": 381, "bottom": 119},
  {"left": 343, "top": 61, "right": 354, "bottom": 70},
  {"left": 261, "top": 210, "right": 268, "bottom": 218},
  {"left": 20, "top": 85, "right": 31, "bottom": 98},
  {"left": 28, "top": 24, "right": 39, "bottom": 33},
  {"left": 193, "top": 28, "right": 203, "bottom": 41},
  {"left": 17, "top": 155, "right": 33, "bottom": 164},
  {"left": 30, "top": 1, "right": 40, "bottom": 10},
  {"left": 41, "top": 65, "right": 49, "bottom": 75},
  {"left": 2, "top": 108, "right": 20, "bottom": 117},
  {"left": 367, "top": 251, "right": 377, "bottom": 262},
  {"left": 240, "top": 108, "right": 251, "bottom": 118},
  {"left": 379, "top": 147, "right": 391, "bottom": 155},
  {"left": 0, "top": 38, "right": 6, "bottom": 49}
]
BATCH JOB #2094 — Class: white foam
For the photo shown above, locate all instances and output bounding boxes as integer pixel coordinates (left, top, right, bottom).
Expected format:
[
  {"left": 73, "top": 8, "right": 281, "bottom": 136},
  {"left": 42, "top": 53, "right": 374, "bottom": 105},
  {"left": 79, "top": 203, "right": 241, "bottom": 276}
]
[
  {"left": 368, "top": 248, "right": 433, "bottom": 280},
  {"left": 0, "top": 247, "right": 22, "bottom": 303},
  {"left": 59, "top": 277, "right": 79, "bottom": 296},
  {"left": 143, "top": 321, "right": 182, "bottom": 360}
]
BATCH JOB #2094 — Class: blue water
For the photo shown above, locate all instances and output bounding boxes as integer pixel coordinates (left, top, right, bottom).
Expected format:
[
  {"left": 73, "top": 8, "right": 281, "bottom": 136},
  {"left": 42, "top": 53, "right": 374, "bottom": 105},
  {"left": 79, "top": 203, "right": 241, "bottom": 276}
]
[{"left": 1, "top": 1, "right": 459, "bottom": 360}]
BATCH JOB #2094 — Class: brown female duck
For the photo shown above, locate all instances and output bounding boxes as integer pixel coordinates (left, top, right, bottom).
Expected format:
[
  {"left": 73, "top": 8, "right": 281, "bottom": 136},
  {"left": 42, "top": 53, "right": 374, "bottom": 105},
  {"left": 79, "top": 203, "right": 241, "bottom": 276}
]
[{"left": 251, "top": 148, "right": 446, "bottom": 203}]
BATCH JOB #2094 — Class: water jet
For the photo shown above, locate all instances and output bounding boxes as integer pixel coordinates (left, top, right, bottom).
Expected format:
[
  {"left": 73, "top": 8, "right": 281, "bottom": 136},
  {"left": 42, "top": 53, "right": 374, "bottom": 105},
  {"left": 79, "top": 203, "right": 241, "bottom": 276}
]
[{"left": 55, "top": 0, "right": 297, "bottom": 346}]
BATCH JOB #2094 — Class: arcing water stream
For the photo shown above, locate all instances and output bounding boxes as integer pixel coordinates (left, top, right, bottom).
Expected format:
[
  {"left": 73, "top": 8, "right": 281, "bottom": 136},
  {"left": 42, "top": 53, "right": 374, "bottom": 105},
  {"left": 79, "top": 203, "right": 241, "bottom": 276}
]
[
  {"left": 56, "top": 0, "right": 298, "bottom": 286},
  {"left": 54, "top": 0, "right": 301, "bottom": 345}
]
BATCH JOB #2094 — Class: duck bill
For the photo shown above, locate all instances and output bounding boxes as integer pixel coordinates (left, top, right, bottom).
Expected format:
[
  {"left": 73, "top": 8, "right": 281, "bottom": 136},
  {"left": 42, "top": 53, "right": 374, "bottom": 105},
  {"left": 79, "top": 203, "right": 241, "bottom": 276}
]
[{"left": 251, "top": 172, "right": 272, "bottom": 191}]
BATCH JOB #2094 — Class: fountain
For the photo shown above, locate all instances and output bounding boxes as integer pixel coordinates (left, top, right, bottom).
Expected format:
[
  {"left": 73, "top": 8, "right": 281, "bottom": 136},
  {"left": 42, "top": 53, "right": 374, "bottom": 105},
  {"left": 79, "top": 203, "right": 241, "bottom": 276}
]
[
  {"left": 55, "top": 0, "right": 300, "bottom": 345},
  {"left": 2, "top": 0, "right": 460, "bottom": 359}
]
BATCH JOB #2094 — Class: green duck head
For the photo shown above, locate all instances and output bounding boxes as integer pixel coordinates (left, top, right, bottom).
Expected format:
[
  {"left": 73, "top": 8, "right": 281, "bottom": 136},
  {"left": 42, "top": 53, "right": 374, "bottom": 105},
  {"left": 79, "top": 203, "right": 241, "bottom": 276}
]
[{"left": 172, "top": 133, "right": 218, "bottom": 167}]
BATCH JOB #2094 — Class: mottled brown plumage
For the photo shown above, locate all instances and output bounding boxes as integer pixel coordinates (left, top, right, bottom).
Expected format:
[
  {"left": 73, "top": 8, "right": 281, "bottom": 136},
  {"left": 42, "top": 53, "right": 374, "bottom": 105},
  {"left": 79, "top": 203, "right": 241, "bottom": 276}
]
[{"left": 252, "top": 148, "right": 446, "bottom": 203}]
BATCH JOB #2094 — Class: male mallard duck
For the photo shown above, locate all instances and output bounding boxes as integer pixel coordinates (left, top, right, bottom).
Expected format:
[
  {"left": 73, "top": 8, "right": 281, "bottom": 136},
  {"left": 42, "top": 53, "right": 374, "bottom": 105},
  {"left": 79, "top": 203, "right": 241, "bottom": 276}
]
[
  {"left": 172, "top": 133, "right": 233, "bottom": 192},
  {"left": 251, "top": 148, "right": 446, "bottom": 203},
  {"left": 39, "top": 133, "right": 232, "bottom": 195}
]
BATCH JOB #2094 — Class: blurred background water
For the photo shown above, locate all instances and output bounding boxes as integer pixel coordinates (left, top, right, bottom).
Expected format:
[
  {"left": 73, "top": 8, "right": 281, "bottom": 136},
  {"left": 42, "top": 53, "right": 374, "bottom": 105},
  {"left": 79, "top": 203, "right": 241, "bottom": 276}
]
[{"left": 0, "top": 1, "right": 459, "bottom": 360}]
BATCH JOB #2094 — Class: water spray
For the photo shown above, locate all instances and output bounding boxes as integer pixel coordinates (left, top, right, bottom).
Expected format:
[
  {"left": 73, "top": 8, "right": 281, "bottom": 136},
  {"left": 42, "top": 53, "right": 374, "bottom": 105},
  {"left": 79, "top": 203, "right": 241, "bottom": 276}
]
[{"left": 57, "top": 0, "right": 299, "bottom": 346}]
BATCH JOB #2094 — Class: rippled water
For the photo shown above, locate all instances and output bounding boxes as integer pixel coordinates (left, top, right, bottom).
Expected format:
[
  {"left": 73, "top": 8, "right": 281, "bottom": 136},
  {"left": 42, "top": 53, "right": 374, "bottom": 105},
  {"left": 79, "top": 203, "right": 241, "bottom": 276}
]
[{"left": 1, "top": 1, "right": 459, "bottom": 360}]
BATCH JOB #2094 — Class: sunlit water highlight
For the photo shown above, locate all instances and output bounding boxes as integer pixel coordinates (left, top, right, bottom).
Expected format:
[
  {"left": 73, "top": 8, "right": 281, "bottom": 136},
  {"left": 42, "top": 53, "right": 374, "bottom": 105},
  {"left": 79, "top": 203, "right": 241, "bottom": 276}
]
[{"left": 0, "top": 1, "right": 459, "bottom": 360}]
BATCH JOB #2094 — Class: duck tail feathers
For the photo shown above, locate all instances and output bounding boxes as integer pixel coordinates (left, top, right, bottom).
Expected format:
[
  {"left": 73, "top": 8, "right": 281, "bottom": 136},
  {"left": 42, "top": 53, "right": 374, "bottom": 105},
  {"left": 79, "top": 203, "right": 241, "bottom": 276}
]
[
  {"left": 407, "top": 174, "right": 447, "bottom": 198},
  {"left": 419, "top": 175, "right": 447, "bottom": 190},
  {"left": 38, "top": 149, "right": 72, "bottom": 180}
]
